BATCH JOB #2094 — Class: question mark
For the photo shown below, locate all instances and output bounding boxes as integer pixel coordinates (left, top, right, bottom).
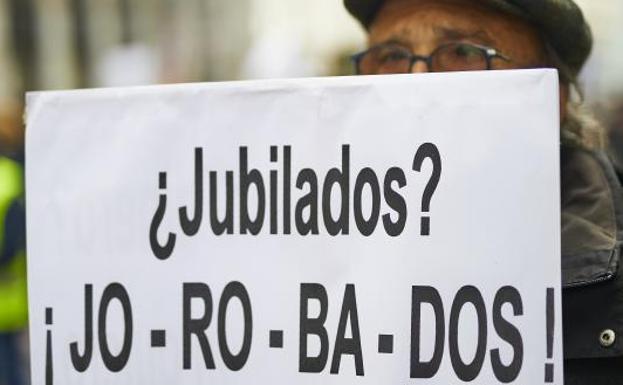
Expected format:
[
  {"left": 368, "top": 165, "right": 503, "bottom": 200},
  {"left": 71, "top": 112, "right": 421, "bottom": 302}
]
[{"left": 412, "top": 143, "right": 442, "bottom": 236}]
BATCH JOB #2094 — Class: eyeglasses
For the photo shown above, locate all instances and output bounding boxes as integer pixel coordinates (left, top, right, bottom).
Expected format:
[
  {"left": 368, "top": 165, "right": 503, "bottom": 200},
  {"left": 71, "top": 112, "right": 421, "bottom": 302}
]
[{"left": 352, "top": 42, "right": 510, "bottom": 75}]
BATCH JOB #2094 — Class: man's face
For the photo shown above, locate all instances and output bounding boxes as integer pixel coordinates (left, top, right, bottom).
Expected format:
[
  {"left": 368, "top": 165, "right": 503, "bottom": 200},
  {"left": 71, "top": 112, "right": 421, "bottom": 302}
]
[
  {"left": 368, "top": 0, "right": 548, "bottom": 73},
  {"left": 367, "top": 0, "right": 569, "bottom": 118}
]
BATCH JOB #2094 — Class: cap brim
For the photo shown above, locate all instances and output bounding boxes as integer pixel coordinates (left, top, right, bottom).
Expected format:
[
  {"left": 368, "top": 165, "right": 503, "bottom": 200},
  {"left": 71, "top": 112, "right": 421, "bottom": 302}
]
[{"left": 343, "top": 0, "right": 592, "bottom": 76}]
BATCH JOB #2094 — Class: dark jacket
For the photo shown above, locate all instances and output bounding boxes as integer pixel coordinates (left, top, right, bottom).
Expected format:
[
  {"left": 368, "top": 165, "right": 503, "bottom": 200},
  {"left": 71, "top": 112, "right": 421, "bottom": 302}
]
[{"left": 561, "top": 145, "right": 623, "bottom": 384}]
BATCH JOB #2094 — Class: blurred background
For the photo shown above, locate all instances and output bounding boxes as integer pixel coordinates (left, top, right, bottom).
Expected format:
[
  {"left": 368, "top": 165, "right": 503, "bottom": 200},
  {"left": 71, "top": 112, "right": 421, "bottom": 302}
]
[
  {"left": 0, "top": 0, "right": 367, "bottom": 158},
  {"left": 0, "top": 0, "right": 621, "bottom": 157},
  {"left": 0, "top": 1, "right": 621, "bottom": 384}
]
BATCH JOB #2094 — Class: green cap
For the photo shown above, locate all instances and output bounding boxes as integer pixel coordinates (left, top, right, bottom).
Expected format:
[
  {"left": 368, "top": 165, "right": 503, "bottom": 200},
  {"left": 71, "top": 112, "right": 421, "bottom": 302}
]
[{"left": 344, "top": 0, "right": 593, "bottom": 77}]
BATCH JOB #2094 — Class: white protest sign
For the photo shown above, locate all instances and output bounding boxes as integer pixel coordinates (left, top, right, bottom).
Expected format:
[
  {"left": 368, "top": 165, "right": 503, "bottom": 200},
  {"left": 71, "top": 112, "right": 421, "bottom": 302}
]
[{"left": 26, "top": 69, "right": 562, "bottom": 385}]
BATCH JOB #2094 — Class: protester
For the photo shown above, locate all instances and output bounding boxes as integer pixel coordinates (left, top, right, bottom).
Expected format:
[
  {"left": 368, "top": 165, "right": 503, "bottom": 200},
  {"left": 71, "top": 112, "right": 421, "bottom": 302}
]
[
  {"left": 344, "top": 0, "right": 623, "bottom": 383},
  {"left": 0, "top": 155, "right": 27, "bottom": 385}
]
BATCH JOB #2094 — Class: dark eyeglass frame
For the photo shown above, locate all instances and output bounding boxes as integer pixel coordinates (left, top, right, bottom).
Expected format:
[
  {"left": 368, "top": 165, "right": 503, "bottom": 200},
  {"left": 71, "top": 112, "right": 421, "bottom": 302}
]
[{"left": 351, "top": 42, "right": 511, "bottom": 75}]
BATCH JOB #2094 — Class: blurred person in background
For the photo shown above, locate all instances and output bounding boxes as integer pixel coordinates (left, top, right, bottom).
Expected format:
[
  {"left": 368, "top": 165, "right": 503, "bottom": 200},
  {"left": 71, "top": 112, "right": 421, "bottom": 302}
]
[
  {"left": 0, "top": 104, "right": 23, "bottom": 160},
  {"left": 0, "top": 154, "right": 27, "bottom": 385},
  {"left": 344, "top": 0, "right": 623, "bottom": 383}
]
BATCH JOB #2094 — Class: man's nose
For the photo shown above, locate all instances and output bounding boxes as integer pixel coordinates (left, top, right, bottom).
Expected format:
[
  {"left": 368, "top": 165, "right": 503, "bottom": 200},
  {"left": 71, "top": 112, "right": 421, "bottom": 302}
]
[{"left": 411, "top": 61, "right": 429, "bottom": 73}]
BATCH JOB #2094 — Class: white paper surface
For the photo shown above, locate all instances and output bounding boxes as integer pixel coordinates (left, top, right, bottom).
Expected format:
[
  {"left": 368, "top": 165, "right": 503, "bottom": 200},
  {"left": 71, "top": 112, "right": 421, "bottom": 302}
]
[{"left": 26, "top": 69, "right": 562, "bottom": 384}]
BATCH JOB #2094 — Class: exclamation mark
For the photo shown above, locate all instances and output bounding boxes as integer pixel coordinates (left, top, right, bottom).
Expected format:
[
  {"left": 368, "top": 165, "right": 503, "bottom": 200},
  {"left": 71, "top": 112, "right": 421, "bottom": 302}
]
[
  {"left": 45, "top": 307, "right": 54, "bottom": 385},
  {"left": 545, "top": 288, "right": 554, "bottom": 383}
]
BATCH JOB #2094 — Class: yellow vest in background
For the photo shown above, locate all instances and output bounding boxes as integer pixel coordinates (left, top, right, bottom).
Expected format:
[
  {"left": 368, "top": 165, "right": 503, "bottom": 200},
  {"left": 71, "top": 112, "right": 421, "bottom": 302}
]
[{"left": 0, "top": 156, "right": 27, "bottom": 332}]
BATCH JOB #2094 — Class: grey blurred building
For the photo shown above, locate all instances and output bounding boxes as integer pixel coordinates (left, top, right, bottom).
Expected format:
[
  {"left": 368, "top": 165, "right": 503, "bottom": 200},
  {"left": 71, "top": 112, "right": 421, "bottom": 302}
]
[{"left": 0, "top": 0, "right": 252, "bottom": 95}]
